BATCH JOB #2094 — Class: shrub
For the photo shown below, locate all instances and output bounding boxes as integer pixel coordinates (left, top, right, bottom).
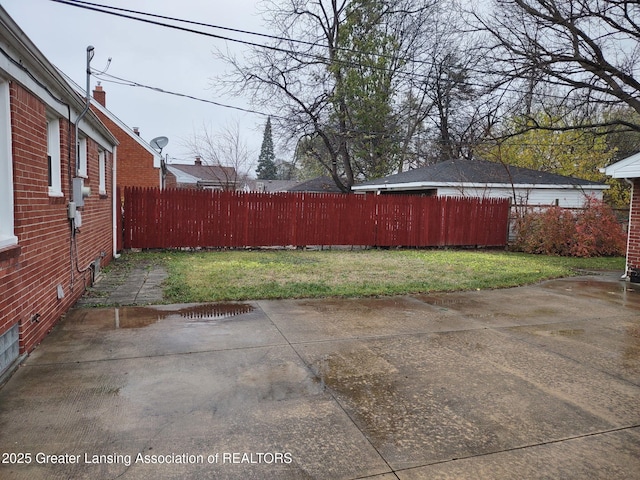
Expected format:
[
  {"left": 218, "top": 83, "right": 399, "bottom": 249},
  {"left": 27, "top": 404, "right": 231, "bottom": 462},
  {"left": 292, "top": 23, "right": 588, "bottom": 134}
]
[
  {"left": 513, "top": 198, "right": 626, "bottom": 257},
  {"left": 513, "top": 206, "right": 575, "bottom": 256},
  {"left": 571, "top": 197, "right": 627, "bottom": 257}
]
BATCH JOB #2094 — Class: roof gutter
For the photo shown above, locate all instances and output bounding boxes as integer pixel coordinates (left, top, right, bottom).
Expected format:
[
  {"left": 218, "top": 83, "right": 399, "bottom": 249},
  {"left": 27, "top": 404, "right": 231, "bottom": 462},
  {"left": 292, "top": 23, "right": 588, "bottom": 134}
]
[
  {"left": 352, "top": 181, "right": 609, "bottom": 192},
  {"left": 621, "top": 178, "right": 634, "bottom": 280}
]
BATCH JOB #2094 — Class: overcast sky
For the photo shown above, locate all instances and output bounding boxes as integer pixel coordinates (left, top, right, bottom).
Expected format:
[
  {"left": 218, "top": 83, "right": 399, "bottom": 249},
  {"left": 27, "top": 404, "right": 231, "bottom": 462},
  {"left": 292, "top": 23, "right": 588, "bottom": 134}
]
[{"left": 2, "top": 0, "right": 271, "bottom": 169}]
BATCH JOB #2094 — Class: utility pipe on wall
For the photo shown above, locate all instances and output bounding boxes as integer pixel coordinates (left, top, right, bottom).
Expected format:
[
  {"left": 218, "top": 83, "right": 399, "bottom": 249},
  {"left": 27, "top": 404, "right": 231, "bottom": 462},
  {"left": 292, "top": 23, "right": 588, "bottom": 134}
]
[
  {"left": 74, "top": 45, "right": 94, "bottom": 174},
  {"left": 622, "top": 178, "right": 635, "bottom": 280},
  {"left": 112, "top": 145, "right": 119, "bottom": 259}
]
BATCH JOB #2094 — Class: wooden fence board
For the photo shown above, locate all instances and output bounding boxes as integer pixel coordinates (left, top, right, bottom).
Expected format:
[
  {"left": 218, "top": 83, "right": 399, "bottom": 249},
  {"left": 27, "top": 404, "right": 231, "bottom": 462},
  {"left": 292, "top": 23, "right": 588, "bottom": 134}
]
[{"left": 121, "top": 187, "right": 510, "bottom": 249}]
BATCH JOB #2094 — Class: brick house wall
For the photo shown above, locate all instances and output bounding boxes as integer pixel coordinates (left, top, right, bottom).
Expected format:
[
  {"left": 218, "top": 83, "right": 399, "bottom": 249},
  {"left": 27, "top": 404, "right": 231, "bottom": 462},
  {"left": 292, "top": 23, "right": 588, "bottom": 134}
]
[
  {"left": 165, "top": 171, "right": 178, "bottom": 189},
  {"left": 628, "top": 179, "right": 640, "bottom": 274},
  {"left": 602, "top": 153, "right": 640, "bottom": 281},
  {"left": 0, "top": 81, "right": 114, "bottom": 357},
  {"left": 91, "top": 86, "right": 160, "bottom": 190}
]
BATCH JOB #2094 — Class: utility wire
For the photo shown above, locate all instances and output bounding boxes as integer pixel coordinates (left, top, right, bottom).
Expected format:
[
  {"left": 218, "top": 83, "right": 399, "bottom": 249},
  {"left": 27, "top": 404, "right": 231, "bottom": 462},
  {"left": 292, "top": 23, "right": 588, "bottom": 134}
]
[
  {"left": 50, "top": 0, "right": 407, "bottom": 78},
  {"left": 49, "top": 0, "right": 306, "bottom": 56},
  {"left": 50, "top": 0, "right": 635, "bottom": 144},
  {"left": 51, "top": 0, "right": 328, "bottom": 51},
  {"left": 94, "top": 70, "right": 635, "bottom": 149},
  {"left": 49, "top": 0, "right": 609, "bottom": 104},
  {"left": 43, "top": 0, "right": 519, "bottom": 89},
  {"left": 92, "top": 70, "right": 289, "bottom": 120}
]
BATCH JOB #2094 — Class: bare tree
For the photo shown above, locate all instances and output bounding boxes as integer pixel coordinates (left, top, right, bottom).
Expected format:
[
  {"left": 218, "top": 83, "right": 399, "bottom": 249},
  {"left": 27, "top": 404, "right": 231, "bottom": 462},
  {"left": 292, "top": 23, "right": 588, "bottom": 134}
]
[
  {"left": 183, "top": 121, "right": 255, "bottom": 191},
  {"left": 472, "top": 0, "right": 640, "bottom": 134},
  {"left": 215, "top": 0, "right": 457, "bottom": 190}
]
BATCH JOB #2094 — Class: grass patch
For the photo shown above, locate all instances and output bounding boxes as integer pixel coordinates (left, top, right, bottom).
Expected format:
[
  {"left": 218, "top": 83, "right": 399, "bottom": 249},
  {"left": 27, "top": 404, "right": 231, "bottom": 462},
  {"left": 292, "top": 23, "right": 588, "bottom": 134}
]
[{"left": 147, "top": 249, "right": 625, "bottom": 303}]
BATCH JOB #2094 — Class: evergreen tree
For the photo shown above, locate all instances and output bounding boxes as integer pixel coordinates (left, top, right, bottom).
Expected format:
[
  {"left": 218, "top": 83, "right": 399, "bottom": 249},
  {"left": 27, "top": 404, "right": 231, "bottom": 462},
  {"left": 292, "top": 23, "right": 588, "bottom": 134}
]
[{"left": 256, "top": 117, "right": 277, "bottom": 179}]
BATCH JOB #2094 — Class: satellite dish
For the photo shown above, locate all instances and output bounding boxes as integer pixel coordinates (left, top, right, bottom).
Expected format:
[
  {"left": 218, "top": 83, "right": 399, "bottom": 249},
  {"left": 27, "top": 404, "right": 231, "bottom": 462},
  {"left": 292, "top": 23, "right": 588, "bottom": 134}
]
[{"left": 150, "top": 136, "right": 169, "bottom": 151}]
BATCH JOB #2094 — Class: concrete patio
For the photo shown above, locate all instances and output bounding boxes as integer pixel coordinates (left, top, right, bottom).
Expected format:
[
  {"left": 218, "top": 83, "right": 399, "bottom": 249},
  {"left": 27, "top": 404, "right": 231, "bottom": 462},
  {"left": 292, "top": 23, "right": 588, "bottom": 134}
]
[{"left": 0, "top": 274, "right": 638, "bottom": 479}]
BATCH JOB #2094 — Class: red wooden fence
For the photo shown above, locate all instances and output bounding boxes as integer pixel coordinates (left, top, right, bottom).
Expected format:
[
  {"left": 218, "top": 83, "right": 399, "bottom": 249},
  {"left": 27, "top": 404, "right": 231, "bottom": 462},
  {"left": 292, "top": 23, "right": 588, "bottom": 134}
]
[{"left": 121, "top": 187, "right": 510, "bottom": 249}]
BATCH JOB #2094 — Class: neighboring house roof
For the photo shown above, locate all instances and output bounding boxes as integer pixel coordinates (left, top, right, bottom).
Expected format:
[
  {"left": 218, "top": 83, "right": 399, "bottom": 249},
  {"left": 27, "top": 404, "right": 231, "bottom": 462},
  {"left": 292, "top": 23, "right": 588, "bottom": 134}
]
[
  {"left": 244, "top": 179, "right": 300, "bottom": 192},
  {"left": 353, "top": 158, "right": 608, "bottom": 192},
  {"left": 60, "top": 76, "right": 161, "bottom": 168},
  {"left": 287, "top": 175, "right": 343, "bottom": 193},
  {"left": 601, "top": 151, "right": 640, "bottom": 179},
  {"left": 167, "top": 163, "right": 237, "bottom": 187},
  {"left": 89, "top": 92, "right": 162, "bottom": 169}
]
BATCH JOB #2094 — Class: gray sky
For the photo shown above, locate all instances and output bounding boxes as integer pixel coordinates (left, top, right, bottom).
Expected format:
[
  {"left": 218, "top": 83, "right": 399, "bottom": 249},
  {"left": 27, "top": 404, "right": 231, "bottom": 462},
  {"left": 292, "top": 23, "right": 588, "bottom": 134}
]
[{"left": 2, "top": 0, "right": 270, "bottom": 168}]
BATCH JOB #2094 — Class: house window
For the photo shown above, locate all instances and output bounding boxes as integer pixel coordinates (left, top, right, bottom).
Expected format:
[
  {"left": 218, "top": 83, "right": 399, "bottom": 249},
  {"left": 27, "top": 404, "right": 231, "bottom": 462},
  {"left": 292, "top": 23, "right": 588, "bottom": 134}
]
[
  {"left": 47, "top": 117, "right": 62, "bottom": 197},
  {"left": 77, "top": 137, "right": 87, "bottom": 178},
  {"left": 98, "top": 150, "right": 106, "bottom": 195},
  {"left": 0, "top": 79, "right": 17, "bottom": 249}
]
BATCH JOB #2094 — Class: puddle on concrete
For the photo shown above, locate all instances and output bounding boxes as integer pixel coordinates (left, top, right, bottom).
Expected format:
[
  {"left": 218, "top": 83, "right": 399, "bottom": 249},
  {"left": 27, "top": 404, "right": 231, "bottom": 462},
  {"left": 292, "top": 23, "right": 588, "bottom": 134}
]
[
  {"left": 115, "top": 303, "right": 254, "bottom": 329},
  {"left": 116, "top": 307, "right": 161, "bottom": 329},
  {"left": 237, "top": 362, "right": 323, "bottom": 401},
  {"left": 542, "top": 278, "right": 640, "bottom": 308},
  {"left": 312, "top": 349, "right": 406, "bottom": 445},
  {"left": 416, "top": 296, "right": 469, "bottom": 307},
  {"left": 176, "top": 303, "right": 254, "bottom": 320},
  {"left": 300, "top": 297, "right": 406, "bottom": 315}
]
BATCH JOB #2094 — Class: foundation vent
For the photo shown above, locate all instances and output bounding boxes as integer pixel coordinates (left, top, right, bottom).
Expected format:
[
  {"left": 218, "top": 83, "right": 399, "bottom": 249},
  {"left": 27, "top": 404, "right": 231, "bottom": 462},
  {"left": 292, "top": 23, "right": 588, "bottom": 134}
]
[{"left": 92, "top": 258, "right": 101, "bottom": 283}]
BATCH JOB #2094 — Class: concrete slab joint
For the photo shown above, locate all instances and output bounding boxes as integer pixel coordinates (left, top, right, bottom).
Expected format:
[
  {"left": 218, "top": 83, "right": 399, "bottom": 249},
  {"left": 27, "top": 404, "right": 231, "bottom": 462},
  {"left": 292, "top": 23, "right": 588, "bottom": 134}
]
[{"left": 0, "top": 274, "right": 638, "bottom": 479}]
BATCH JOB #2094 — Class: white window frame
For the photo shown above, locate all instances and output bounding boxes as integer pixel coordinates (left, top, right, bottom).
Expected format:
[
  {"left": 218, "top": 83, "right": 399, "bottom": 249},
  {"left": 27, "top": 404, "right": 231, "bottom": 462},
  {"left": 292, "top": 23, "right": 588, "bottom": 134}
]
[
  {"left": 77, "top": 136, "right": 87, "bottom": 178},
  {"left": 0, "top": 80, "right": 17, "bottom": 249},
  {"left": 98, "top": 149, "right": 106, "bottom": 195},
  {"left": 47, "top": 117, "right": 62, "bottom": 197}
]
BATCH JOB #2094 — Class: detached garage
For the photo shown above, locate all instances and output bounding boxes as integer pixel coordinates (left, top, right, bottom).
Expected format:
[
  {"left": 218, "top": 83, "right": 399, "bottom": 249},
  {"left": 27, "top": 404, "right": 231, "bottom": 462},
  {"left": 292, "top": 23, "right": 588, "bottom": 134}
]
[
  {"left": 602, "top": 153, "right": 640, "bottom": 282},
  {"left": 353, "top": 158, "right": 608, "bottom": 208}
]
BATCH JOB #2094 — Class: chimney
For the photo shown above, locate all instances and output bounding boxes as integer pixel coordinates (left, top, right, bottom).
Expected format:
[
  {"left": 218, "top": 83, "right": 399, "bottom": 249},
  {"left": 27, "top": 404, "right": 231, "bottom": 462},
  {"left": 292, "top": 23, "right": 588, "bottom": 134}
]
[
  {"left": 133, "top": 127, "right": 140, "bottom": 136},
  {"left": 92, "top": 83, "right": 106, "bottom": 107},
  {"left": 195, "top": 156, "right": 202, "bottom": 166}
]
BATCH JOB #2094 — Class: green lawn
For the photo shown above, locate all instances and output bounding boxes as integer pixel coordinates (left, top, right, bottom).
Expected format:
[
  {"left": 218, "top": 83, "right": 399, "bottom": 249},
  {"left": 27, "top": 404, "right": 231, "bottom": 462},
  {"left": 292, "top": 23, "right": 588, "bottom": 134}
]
[{"left": 122, "top": 249, "right": 625, "bottom": 303}]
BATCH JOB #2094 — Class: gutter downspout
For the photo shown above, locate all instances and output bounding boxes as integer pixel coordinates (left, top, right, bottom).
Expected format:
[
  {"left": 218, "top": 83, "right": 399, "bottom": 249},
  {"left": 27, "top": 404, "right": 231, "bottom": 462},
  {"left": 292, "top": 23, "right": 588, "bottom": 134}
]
[
  {"left": 69, "top": 46, "right": 96, "bottom": 289},
  {"left": 112, "top": 145, "right": 120, "bottom": 259},
  {"left": 621, "top": 178, "right": 634, "bottom": 280}
]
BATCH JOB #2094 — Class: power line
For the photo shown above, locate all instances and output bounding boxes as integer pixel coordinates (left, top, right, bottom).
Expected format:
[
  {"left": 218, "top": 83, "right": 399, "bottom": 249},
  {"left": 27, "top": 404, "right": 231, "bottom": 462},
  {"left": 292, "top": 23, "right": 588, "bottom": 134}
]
[
  {"left": 50, "top": 0, "right": 327, "bottom": 51},
  {"left": 94, "top": 70, "right": 636, "bottom": 150},
  {"left": 92, "top": 70, "right": 288, "bottom": 120},
  {"left": 42, "top": 1, "right": 490, "bottom": 83},
  {"left": 49, "top": 0, "right": 606, "bottom": 104},
  {"left": 49, "top": 0, "right": 311, "bottom": 58},
  {"left": 49, "top": 0, "right": 635, "bottom": 143},
  {"left": 49, "top": 0, "right": 431, "bottom": 82}
]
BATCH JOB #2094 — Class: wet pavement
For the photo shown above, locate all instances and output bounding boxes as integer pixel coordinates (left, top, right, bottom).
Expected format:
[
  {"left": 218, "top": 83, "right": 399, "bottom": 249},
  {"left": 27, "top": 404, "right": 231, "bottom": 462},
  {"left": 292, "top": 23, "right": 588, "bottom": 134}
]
[
  {"left": 0, "top": 274, "right": 639, "bottom": 479},
  {"left": 76, "top": 261, "right": 167, "bottom": 307}
]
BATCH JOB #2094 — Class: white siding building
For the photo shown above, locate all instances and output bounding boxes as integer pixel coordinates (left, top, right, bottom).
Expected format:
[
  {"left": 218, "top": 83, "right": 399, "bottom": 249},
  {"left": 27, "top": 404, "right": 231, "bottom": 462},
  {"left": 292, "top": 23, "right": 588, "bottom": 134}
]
[{"left": 353, "top": 158, "right": 608, "bottom": 209}]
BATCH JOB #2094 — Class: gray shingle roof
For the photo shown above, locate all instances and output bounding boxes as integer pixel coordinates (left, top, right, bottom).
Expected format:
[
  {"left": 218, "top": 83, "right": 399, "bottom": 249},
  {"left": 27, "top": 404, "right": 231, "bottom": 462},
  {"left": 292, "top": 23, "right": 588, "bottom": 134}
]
[
  {"left": 356, "top": 158, "right": 606, "bottom": 187},
  {"left": 169, "top": 163, "right": 237, "bottom": 183},
  {"left": 245, "top": 179, "right": 300, "bottom": 192},
  {"left": 287, "top": 176, "right": 343, "bottom": 193}
]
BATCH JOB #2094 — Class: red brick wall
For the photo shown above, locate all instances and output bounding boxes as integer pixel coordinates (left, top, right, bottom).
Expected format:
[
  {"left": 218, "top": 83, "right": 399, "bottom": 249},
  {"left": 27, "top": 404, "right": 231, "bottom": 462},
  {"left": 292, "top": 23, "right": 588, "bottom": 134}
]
[
  {"left": 91, "top": 109, "right": 159, "bottom": 189},
  {"left": 165, "top": 171, "right": 177, "bottom": 189},
  {"left": 628, "top": 179, "right": 640, "bottom": 273},
  {"left": 0, "top": 83, "right": 113, "bottom": 354}
]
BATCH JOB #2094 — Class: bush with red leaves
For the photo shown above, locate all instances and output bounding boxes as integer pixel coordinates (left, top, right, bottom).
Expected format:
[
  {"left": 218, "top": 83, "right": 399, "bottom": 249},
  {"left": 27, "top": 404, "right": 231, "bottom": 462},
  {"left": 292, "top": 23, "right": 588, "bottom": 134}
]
[{"left": 513, "top": 197, "right": 626, "bottom": 257}]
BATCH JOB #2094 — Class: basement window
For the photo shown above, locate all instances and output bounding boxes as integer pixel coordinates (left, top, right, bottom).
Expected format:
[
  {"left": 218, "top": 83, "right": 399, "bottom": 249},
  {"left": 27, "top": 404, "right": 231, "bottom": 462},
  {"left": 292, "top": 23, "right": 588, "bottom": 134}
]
[{"left": 0, "top": 324, "right": 19, "bottom": 377}]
